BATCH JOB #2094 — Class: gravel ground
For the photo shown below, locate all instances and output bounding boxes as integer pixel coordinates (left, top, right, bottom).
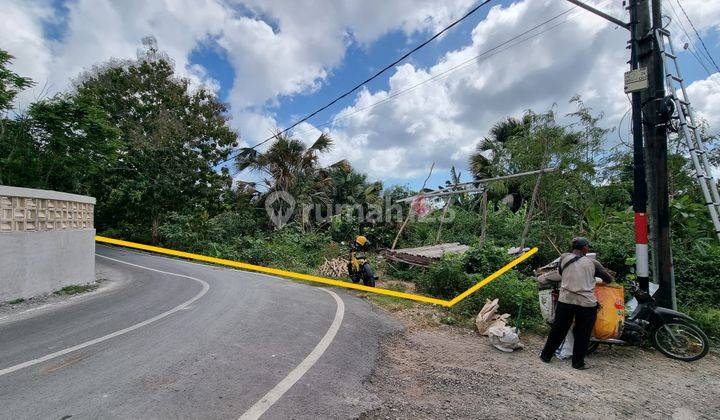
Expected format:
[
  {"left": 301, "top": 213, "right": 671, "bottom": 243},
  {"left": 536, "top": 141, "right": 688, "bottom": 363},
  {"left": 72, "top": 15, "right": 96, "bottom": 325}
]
[{"left": 359, "top": 307, "right": 720, "bottom": 420}]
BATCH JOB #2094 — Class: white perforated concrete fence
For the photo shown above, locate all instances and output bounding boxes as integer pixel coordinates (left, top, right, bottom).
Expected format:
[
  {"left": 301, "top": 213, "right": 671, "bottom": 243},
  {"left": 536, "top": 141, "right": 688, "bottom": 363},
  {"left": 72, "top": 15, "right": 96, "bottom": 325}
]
[{"left": 0, "top": 186, "right": 96, "bottom": 301}]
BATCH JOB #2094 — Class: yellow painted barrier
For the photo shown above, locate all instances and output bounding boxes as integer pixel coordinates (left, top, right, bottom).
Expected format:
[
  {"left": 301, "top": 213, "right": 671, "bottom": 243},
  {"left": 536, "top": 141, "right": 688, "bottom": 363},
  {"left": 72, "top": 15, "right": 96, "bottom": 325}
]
[{"left": 95, "top": 235, "right": 537, "bottom": 307}]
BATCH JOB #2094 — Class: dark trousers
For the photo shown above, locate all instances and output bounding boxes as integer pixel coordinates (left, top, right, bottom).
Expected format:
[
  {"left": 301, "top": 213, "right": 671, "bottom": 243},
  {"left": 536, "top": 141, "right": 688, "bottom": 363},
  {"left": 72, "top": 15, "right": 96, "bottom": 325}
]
[{"left": 541, "top": 301, "right": 598, "bottom": 368}]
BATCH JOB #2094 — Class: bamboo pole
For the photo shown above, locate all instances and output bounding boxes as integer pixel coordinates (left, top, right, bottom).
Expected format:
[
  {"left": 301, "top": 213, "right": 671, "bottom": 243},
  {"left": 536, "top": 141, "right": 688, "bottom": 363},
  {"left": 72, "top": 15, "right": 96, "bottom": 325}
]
[
  {"left": 479, "top": 190, "right": 489, "bottom": 247},
  {"left": 519, "top": 171, "right": 543, "bottom": 251},
  {"left": 435, "top": 196, "right": 454, "bottom": 244},
  {"left": 396, "top": 168, "right": 556, "bottom": 203},
  {"left": 391, "top": 162, "right": 434, "bottom": 250}
]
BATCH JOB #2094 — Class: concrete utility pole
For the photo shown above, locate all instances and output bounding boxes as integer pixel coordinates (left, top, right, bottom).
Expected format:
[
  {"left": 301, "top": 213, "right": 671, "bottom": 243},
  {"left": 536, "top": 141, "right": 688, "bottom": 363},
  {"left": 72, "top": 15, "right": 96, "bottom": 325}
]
[
  {"left": 637, "top": 0, "right": 676, "bottom": 309},
  {"left": 629, "top": 0, "right": 650, "bottom": 293},
  {"left": 566, "top": 0, "right": 675, "bottom": 307}
]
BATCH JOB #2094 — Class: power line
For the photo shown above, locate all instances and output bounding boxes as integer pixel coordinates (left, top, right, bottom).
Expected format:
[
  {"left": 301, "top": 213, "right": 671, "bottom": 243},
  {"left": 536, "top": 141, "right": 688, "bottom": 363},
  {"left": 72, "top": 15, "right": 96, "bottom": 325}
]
[
  {"left": 220, "top": 0, "right": 494, "bottom": 166},
  {"left": 664, "top": 3, "right": 720, "bottom": 89},
  {"left": 288, "top": 7, "right": 577, "bottom": 139},
  {"left": 228, "top": 8, "right": 579, "bottom": 181},
  {"left": 666, "top": 2, "right": 701, "bottom": 57},
  {"left": 666, "top": 1, "right": 716, "bottom": 77},
  {"left": 674, "top": 0, "right": 720, "bottom": 73}
]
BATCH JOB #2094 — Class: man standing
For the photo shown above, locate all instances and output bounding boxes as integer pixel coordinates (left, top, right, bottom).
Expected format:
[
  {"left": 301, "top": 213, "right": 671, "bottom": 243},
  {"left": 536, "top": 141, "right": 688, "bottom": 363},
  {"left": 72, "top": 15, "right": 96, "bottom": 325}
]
[{"left": 540, "top": 237, "right": 613, "bottom": 370}]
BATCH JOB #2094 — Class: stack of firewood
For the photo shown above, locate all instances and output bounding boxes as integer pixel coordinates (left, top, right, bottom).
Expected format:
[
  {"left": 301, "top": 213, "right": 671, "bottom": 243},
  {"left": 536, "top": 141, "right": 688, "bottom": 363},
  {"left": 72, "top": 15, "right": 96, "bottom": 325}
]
[{"left": 317, "top": 257, "right": 349, "bottom": 278}]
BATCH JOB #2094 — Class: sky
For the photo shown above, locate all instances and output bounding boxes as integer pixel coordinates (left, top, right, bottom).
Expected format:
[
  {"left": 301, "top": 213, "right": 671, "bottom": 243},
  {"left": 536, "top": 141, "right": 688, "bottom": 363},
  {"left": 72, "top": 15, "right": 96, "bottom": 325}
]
[{"left": 2, "top": 0, "right": 719, "bottom": 190}]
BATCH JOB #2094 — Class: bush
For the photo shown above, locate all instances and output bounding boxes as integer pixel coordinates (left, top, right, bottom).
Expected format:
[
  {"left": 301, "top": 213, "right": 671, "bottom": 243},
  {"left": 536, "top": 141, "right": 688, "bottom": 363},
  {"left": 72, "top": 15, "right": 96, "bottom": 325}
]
[
  {"left": 415, "top": 242, "right": 541, "bottom": 329},
  {"left": 417, "top": 255, "right": 471, "bottom": 299},
  {"left": 159, "top": 211, "right": 263, "bottom": 252},
  {"left": 687, "top": 306, "right": 720, "bottom": 341},
  {"left": 232, "top": 227, "right": 335, "bottom": 273},
  {"left": 463, "top": 241, "right": 513, "bottom": 276},
  {"left": 379, "top": 258, "right": 425, "bottom": 282},
  {"left": 451, "top": 271, "right": 541, "bottom": 330},
  {"left": 328, "top": 213, "right": 360, "bottom": 243},
  {"left": 674, "top": 243, "right": 720, "bottom": 308}
]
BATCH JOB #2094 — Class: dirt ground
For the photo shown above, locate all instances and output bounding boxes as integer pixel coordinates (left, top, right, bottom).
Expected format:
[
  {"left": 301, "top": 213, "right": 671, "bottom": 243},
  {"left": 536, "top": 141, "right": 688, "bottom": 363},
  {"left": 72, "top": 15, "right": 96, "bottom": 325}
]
[{"left": 359, "top": 303, "right": 720, "bottom": 420}]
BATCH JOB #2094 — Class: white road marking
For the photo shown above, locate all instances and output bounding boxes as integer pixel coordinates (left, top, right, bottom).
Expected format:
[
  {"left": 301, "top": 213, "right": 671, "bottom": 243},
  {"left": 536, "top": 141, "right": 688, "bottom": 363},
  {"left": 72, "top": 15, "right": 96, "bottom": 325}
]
[
  {"left": 239, "top": 288, "right": 345, "bottom": 420},
  {"left": 0, "top": 255, "right": 210, "bottom": 377}
]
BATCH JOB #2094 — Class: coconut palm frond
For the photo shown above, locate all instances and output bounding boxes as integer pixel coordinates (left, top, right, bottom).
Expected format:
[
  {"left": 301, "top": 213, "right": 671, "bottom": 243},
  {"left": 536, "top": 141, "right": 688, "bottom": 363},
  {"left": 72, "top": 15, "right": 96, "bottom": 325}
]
[
  {"left": 309, "top": 132, "right": 333, "bottom": 152},
  {"left": 470, "top": 152, "right": 493, "bottom": 180},
  {"left": 235, "top": 147, "right": 261, "bottom": 171}
]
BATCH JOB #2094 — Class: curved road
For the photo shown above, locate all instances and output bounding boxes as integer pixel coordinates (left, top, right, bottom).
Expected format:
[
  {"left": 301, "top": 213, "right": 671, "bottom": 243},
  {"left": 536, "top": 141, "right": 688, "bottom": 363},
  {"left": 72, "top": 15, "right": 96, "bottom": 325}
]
[{"left": 0, "top": 245, "right": 400, "bottom": 419}]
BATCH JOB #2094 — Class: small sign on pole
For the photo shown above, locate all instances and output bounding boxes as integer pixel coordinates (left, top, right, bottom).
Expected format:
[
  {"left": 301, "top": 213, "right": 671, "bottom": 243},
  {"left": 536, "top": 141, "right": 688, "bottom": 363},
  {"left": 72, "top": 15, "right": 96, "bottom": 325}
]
[{"left": 624, "top": 67, "right": 648, "bottom": 93}]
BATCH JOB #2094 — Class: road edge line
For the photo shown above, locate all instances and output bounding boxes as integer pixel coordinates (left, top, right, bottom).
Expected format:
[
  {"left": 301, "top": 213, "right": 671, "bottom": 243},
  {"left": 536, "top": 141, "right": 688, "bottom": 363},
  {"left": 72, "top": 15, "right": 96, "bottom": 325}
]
[
  {"left": 0, "top": 255, "right": 210, "bottom": 377},
  {"left": 238, "top": 288, "right": 345, "bottom": 420}
]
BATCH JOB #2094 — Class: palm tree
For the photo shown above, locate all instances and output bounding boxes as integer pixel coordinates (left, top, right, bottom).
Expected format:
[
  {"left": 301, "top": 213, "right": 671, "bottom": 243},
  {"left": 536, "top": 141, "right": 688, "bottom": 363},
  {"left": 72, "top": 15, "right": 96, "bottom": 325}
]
[
  {"left": 236, "top": 132, "right": 333, "bottom": 192},
  {"left": 469, "top": 117, "right": 528, "bottom": 180},
  {"left": 235, "top": 132, "right": 334, "bottom": 229},
  {"left": 328, "top": 164, "right": 381, "bottom": 205}
]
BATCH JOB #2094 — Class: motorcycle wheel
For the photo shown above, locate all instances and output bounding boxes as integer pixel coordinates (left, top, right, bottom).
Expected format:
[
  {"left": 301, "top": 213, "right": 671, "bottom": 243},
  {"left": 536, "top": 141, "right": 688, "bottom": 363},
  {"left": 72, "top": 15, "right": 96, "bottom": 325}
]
[
  {"left": 652, "top": 320, "right": 709, "bottom": 362},
  {"left": 361, "top": 263, "right": 376, "bottom": 287},
  {"left": 586, "top": 341, "right": 600, "bottom": 355}
]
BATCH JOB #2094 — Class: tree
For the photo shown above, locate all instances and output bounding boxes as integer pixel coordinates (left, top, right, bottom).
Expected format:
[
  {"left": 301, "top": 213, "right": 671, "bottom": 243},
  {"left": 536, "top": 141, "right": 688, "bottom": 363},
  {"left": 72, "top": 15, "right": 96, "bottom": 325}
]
[
  {"left": 24, "top": 96, "right": 121, "bottom": 194},
  {"left": 236, "top": 132, "right": 333, "bottom": 192},
  {"left": 469, "top": 116, "right": 529, "bottom": 180},
  {"left": 328, "top": 164, "right": 382, "bottom": 206},
  {"left": 74, "top": 37, "right": 237, "bottom": 243},
  {"left": 0, "top": 50, "right": 35, "bottom": 186},
  {"left": 0, "top": 50, "right": 33, "bottom": 115},
  {"left": 236, "top": 131, "right": 335, "bottom": 229}
]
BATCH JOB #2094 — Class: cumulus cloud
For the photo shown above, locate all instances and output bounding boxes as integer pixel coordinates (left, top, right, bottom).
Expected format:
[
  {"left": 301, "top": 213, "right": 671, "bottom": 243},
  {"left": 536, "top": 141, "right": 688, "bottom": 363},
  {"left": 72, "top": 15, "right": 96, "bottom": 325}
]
[
  {"left": 687, "top": 73, "right": 720, "bottom": 131},
  {"left": 317, "top": 0, "right": 633, "bottom": 179},
  {"left": 1, "top": 0, "right": 230, "bottom": 109},
  {"left": 0, "top": 0, "right": 55, "bottom": 109},
  {"left": 1, "top": 0, "right": 718, "bottom": 182},
  {"left": 0, "top": 0, "right": 478, "bottom": 136}
]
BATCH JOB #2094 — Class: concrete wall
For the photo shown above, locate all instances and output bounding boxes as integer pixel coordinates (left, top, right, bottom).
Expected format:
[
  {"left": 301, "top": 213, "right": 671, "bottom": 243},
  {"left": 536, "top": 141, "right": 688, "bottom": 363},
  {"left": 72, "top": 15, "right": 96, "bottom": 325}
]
[{"left": 0, "top": 186, "right": 96, "bottom": 301}]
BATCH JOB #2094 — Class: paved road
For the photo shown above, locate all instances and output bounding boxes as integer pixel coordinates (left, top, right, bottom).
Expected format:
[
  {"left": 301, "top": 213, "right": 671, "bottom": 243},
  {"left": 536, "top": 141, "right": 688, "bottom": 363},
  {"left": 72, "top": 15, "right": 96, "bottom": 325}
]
[{"left": 0, "top": 245, "right": 400, "bottom": 419}]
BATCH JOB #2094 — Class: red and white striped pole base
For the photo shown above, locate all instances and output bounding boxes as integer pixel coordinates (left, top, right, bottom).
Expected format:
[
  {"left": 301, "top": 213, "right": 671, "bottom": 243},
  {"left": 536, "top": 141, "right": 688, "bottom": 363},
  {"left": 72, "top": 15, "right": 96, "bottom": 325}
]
[{"left": 634, "top": 212, "right": 650, "bottom": 290}]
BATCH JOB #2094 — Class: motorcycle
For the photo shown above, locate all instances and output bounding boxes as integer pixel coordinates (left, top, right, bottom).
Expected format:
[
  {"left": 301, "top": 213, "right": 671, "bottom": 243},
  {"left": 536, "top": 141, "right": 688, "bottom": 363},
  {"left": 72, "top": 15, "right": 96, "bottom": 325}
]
[
  {"left": 346, "top": 243, "right": 377, "bottom": 287},
  {"left": 540, "top": 276, "right": 710, "bottom": 362},
  {"left": 586, "top": 281, "right": 709, "bottom": 361}
]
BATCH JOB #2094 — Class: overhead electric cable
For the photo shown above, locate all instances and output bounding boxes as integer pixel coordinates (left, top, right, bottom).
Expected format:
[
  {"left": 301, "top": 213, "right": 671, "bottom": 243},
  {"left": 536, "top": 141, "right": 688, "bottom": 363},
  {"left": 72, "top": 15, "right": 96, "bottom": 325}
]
[
  {"left": 228, "top": 7, "right": 578, "bottom": 180},
  {"left": 666, "top": 1, "right": 717, "bottom": 80},
  {"left": 220, "top": 0, "right": 494, "bottom": 165},
  {"left": 287, "top": 7, "right": 577, "bottom": 138},
  {"left": 674, "top": 0, "right": 720, "bottom": 73}
]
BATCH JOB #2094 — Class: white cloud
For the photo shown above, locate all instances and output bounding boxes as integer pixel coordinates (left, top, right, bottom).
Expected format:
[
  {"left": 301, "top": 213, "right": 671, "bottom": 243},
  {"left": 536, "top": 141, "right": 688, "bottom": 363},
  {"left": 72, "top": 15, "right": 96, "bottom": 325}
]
[
  {"left": 0, "top": 0, "right": 229, "bottom": 109},
  {"left": 0, "top": 0, "right": 478, "bottom": 137},
  {"left": 1, "top": 0, "right": 718, "bottom": 183},
  {"left": 669, "top": 0, "right": 720, "bottom": 33},
  {"left": 321, "top": 0, "right": 633, "bottom": 179},
  {"left": 687, "top": 72, "right": 720, "bottom": 131},
  {"left": 0, "top": 0, "right": 55, "bottom": 109}
]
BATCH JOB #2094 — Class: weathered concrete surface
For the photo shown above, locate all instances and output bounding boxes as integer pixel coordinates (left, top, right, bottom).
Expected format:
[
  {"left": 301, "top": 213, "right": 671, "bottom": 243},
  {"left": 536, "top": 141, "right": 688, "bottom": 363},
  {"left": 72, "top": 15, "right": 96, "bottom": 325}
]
[
  {"left": 0, "top": 230, "right": 96, "bottom": 301},
  {"left": 0, "top": 186, "right": 95, "bottom": 301}
]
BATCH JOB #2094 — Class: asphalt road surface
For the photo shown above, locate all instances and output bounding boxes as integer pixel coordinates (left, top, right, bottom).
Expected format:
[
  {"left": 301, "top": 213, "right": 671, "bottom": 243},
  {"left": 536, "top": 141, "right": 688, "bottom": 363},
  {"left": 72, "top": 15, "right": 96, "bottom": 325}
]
[{"left": 0, "top": 245, "right": 400, "bottom": 419}]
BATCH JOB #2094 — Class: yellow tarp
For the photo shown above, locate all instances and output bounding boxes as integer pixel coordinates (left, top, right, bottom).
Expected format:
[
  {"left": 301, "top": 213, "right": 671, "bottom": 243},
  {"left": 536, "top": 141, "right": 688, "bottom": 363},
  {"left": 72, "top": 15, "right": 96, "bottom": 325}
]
[{"left": 593, "top": 283, "right": 625, "bottom": 340}]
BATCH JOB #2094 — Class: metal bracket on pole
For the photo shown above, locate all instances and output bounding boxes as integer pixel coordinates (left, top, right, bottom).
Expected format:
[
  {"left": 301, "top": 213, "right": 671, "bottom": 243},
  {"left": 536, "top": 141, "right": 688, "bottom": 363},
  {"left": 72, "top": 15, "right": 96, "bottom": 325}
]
[{"left": 564, "top": 0, "right": 630, "bottom": 30}]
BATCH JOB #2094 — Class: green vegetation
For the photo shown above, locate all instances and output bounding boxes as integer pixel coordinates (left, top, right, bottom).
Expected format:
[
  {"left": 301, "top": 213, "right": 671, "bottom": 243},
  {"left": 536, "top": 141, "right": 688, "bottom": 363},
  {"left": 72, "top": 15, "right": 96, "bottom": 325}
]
[
  {"left": 6, "top": 298, "right": 25, "bottom": 304},
  {"left": 54, "top": 284, "right": 99, "bottom": 296},
  {"left": 687, "top": 306, "right": 720, "bottom": 340},
  {"left": 1, "top": 42, "right": 719, "bottom": 335}
]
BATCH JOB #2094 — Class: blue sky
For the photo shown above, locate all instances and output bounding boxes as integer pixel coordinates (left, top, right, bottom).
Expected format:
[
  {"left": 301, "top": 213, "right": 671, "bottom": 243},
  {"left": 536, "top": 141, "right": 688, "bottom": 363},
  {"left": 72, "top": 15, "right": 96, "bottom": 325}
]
[
  {"left": 182, "top": 0, "right": 719, "bottom": 189},
  {"left": 186, "top": 0, "right": 497, "bottom": 133},
  {"left": 4, "top": 0, "right": 720, "bottom": 189}
]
